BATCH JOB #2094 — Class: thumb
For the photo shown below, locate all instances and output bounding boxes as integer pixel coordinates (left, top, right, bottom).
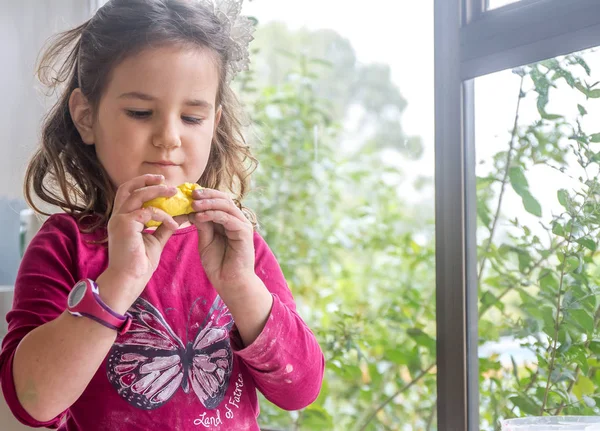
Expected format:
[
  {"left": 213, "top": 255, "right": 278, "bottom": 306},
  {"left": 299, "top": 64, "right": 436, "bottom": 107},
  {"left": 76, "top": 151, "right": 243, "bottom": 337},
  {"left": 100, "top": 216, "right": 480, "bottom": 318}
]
[
  {"left": 152, "top": 214, "right": 188, "bottom": 248},
  {"left": 152, "top": 222, "right": 178, "bottom": 249}
]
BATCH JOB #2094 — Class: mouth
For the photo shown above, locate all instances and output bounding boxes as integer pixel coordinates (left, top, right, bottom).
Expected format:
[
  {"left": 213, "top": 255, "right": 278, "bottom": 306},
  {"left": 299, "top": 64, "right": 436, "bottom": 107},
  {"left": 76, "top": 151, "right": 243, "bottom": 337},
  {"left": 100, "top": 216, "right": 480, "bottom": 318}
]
[{"left": 145, "top": 161, "right": 180, "bottom": 167}]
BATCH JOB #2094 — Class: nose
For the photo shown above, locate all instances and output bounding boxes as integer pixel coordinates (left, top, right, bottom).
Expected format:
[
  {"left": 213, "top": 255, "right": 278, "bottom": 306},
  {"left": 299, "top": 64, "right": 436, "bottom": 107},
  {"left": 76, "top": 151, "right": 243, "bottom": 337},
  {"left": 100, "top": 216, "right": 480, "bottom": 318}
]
[{"left": 152, "top": 115, "right": 181, "bottom": 149}]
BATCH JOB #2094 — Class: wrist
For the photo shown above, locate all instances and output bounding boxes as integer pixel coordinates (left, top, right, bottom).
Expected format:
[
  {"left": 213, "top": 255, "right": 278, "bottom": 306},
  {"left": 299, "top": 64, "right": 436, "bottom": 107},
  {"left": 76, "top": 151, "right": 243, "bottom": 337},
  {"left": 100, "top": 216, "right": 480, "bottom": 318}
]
[
  {"left": 96, "top": 269, "right": 141, "bottom": 315},
  {"left": 218, "top": 274, "right": 268, "bottom": 307},
  {"left": 221, "top": 275, "right": 274, "bottom": 346}
]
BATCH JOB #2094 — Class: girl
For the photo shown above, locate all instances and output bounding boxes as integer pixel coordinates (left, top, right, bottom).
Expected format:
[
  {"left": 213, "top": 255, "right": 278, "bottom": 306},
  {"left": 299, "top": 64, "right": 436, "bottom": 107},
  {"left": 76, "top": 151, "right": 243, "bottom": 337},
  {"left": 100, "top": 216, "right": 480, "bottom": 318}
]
[{"left": 0, "top": 1, "right": 324, "bottom": 430}]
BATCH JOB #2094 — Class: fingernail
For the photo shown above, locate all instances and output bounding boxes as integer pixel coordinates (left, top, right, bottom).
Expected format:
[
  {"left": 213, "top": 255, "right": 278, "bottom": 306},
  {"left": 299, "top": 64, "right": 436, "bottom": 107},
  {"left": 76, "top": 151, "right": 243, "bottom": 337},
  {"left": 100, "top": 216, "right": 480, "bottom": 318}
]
[{"left": 194, "top": 189, "right": 204, "bottom": 197}]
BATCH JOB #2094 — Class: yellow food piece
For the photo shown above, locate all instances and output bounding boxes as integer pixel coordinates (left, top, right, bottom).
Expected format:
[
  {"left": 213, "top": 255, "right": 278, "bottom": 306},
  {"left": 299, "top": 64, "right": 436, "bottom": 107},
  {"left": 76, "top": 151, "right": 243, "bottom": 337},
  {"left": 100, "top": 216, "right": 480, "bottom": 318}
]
[{"left": 143, "top": 182, "right": 202, "bottom": 227}]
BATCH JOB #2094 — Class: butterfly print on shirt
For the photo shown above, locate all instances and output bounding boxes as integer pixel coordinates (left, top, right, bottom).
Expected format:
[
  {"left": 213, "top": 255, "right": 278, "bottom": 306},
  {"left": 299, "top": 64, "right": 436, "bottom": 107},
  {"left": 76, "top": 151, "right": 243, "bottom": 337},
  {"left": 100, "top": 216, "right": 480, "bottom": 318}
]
[{"left": 106, "top": 296, "right": 234, "bottom": 410}]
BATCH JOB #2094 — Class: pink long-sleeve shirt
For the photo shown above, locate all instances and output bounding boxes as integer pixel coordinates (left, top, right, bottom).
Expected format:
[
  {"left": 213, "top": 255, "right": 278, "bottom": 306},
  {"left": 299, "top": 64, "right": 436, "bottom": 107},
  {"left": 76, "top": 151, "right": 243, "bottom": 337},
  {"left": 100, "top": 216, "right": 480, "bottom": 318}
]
[{"left": 0, "top": 214, "right": 324, "bottom": 430}]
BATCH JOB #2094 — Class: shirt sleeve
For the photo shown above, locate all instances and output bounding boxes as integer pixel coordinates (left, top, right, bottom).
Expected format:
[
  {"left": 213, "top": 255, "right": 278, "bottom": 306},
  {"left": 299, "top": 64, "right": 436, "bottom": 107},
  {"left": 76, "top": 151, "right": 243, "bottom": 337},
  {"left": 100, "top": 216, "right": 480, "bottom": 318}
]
[
  {"left": 0, "top": 214, "right": 78, "bottom": 428},
  {"left": 231, "top": 232, "right": 325, "bottom": 411}
]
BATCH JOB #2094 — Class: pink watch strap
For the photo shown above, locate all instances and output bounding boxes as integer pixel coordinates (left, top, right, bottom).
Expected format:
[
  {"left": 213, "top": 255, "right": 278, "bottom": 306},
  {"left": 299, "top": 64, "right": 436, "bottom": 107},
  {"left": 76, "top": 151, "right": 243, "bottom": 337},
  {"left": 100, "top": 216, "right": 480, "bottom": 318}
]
[{"left": 69, "top": 279, "right": 132, "bottom": 335}]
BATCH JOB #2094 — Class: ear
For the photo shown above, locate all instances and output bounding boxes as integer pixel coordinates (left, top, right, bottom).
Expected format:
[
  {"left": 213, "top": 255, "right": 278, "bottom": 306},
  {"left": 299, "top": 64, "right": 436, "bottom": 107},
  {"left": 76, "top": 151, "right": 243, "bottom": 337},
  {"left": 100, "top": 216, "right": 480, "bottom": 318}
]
[
  {"left": 214, "top": 105, "right": 223, "bottom": 134},
  {"left": 69, "top": 88, "right": 95, "bottom": 145}
]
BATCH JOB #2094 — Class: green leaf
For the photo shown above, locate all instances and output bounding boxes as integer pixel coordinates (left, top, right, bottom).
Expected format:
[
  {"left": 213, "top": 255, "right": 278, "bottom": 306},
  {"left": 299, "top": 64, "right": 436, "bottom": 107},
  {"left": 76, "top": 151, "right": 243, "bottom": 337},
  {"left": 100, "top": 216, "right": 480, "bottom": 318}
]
[
  {"left": 509, "top": 166, "right": 529, "bottom": 195},
  {"left": 542, "top": 306, "right": 558, "bottom": 338},
  {"left": 518, "top": 251, "right": 532, "bottom": 273},
  {"left": 557, "top": 327, "right": 572, "bottom": 353},
  {"left": 589, "top": 340, "right": 600, "bottom": 355},
  {"left": 576, "top": 237, "right": 597, "bottom": 251},
  {"left": 571, "top": 345, "right": 589, "bottom": 375},
  {"left": 509, "top": 395, "right": 540, "bottom": 416},
  {"left": 511, "top": 355, "right": 520, "bottom": 383},
  {"left": 481, "top": 292, "right": 505, "bottom": 312},
  {"left": 557, "top": 189, "right": 569, "bottom": 207},
  {"left": 576, "top": 82, "right": 590, "bottom": 96},
  {"left": 407, "top": 328, "right": 436, "bottom": 354},
  {"left": 552, "top": 221, "right": 565, "bottom": 237},
  {"left": 573, "top": 375, "right": 595, "bottom": 400},
  {"left": 570, "top": 133, "right": 588, "bottom": 143},
  {"left": 551, "top": 368, "right": 576, "bottom": 383},
  {"left": 539, "top": 270, "right": 558, "bottom": 293},
  {"left": 569, "top": 309, "right": 595, "bottom": 334},
  {"left": 541, "top": 113, "right": 563, "bottom": 120},
  {"left": 477, "top": 202, "right": 492, "bottom": 227},
  {"left": 521, "top": 192, "right": 542, "bottom": 217},
  {"left": 384, "top": 347, "right": 407, "bottom": 365},
  {"left": 591, "top": 133, "right": 600, "bottom": 143},
  {"left": 299, "top": 404, "right": 334, "bottom": 429},
  {"left": 565, "top": 255, "right": 581, "bottom": 273},
  {"left": 578, "top": 104, "right": 588, "bottom": 116},
  {"left": 508, "top": 167, "right": 542, "bottom": 216},
  {"left": 574, "top": 56, "right": 592, "bottom": 75},
  {"left": 565, "top": 256, "right": 581, "bottom": 272}
]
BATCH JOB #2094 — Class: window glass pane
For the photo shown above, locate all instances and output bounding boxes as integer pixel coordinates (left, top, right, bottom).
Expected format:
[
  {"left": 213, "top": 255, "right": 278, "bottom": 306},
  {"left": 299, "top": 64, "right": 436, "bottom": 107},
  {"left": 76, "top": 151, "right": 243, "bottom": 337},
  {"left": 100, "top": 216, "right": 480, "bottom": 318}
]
[
  {"left": 242, "top": 1, "right": 435, "bottom": 429},
  {"left": 476, "top": 48, "right": 600, "bottom": 429},
  {"left": 3, "top": 1, "right": 435, "bottom": 430}
]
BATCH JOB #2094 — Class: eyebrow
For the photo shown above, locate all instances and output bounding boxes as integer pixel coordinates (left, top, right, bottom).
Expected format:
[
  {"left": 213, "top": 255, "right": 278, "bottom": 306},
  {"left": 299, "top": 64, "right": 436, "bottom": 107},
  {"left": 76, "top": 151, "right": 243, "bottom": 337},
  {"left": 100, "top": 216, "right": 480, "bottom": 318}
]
[{"left": 118, "top": 92, "right": 214, "bottom": 109}]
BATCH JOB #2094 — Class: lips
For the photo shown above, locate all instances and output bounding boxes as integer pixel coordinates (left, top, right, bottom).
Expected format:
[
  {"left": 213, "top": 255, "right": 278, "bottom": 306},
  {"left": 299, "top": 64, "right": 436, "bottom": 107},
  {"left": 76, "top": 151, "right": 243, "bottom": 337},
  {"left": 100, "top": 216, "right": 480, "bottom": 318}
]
[{"left": 146, "top": 161, "right": 179, "bottom": 166}]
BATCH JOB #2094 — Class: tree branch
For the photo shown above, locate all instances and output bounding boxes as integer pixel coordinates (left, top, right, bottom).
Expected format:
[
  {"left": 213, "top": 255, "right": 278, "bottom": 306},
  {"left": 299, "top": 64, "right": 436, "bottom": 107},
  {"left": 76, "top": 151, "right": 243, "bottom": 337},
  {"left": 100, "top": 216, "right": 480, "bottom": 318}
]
[
  {"left": 478, "top": 76, "right": 526, "bottom": 284},
  {"left": 357, "top": 363, "right": 435, "bottom": 431},
  {"left": 540, "top": 229, "right": 574, "bottom": 414},
  {"left": 479, "top": 240, "right": 565, "bottom": 318}
]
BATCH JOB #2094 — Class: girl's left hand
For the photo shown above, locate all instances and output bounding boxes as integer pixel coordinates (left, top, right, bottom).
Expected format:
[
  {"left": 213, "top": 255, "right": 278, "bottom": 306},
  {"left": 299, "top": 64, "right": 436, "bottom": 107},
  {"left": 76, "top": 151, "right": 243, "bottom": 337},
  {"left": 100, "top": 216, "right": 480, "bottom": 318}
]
[{"left": 189, "top": 188, "right": 256, "bottom": 300}]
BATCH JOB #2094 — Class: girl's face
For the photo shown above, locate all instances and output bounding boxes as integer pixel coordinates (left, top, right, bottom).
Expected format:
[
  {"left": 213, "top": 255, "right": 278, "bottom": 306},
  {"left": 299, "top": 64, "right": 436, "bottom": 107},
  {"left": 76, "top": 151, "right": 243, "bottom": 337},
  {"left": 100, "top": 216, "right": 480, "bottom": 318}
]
[{"left": 70, "top": 45, "right": 221, "bottom": 188}]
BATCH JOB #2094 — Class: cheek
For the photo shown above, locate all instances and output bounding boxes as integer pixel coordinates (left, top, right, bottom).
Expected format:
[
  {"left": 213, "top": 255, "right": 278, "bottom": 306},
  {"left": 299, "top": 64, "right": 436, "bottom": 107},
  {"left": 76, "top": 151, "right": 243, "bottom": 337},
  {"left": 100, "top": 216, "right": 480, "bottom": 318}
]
[
  {"left": 95, "top": 112, "right": 144, "bottom": 153},
  {"left": 192, "top": 140, "right": 212, "bottom": 169},
  {"left": 187, "top": 126, "right": 214, "bottom": 156}
]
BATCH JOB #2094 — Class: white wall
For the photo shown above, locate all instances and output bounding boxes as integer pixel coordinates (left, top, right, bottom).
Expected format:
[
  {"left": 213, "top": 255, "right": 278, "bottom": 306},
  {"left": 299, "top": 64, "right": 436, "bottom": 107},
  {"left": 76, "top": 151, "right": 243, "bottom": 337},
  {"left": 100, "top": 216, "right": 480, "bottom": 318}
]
[
  {"left": 1, "top": 2, "right": 94, "bottom": 428},
  {"left": 0, "top": 1, "right": 93, "bottom": 285},
  {"left": 0, "top": 0, "right": 93, "bottom": 199}
]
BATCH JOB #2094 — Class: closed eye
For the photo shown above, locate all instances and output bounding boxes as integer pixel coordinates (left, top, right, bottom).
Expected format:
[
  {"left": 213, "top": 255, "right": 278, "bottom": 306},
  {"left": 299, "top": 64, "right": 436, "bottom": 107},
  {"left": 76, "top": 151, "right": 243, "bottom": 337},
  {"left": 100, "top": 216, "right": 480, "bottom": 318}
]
[
  {"left": 126, "top": 110, "right": 203, "bottom": 126},
  {"left": 182, "top": 116, "right": 204, "bottom": 126},
  {"left": 126, "top": 110, "right": 152, "bottom": 120}
]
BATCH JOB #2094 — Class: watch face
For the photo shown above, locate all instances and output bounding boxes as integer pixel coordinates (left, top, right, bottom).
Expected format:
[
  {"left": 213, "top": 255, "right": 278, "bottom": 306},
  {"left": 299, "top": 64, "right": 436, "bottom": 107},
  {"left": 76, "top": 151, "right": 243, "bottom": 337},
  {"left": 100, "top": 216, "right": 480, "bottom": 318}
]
[{"left": 68, "top": 281, "right": 87, "bottom": 308}]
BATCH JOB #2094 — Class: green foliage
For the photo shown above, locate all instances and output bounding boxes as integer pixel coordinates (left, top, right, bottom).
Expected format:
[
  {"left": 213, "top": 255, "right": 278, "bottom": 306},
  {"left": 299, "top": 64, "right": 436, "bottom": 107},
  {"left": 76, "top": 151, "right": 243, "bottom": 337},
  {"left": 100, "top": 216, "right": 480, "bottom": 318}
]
[
  {"left": 248, "top": 22, "right": 422, "bottom": 158},
  {"left": 478, "top": 53, "right": 600, "bottom": 429},
  {"left": 238, "top": 26, "right": 436, "bottom": 430},
  {"left": 239, "top": 20, "right": 600, "bottom": 431}
]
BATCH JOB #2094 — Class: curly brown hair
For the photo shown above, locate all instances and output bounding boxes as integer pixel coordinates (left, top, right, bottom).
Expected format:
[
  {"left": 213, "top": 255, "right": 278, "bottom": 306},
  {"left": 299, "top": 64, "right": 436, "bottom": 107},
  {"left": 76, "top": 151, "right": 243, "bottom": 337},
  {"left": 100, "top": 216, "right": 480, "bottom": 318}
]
[{"left": 25, "top": 0, "right": 257, "bottom": 232}]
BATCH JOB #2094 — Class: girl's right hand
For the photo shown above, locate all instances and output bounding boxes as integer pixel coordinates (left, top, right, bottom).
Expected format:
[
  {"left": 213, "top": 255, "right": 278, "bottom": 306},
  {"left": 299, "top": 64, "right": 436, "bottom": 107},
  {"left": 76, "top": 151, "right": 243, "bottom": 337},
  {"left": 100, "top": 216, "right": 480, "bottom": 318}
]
[{"left": 98, "top": 174, "right": 181, "bottom": 313}]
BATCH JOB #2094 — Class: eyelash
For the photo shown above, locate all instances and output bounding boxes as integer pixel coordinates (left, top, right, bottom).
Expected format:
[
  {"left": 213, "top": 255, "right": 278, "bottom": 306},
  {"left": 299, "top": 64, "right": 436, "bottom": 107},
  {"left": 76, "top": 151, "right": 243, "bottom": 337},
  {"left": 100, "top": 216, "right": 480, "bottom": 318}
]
[{"left": 125, "top": 110, "right": 204, "bottom": 125}]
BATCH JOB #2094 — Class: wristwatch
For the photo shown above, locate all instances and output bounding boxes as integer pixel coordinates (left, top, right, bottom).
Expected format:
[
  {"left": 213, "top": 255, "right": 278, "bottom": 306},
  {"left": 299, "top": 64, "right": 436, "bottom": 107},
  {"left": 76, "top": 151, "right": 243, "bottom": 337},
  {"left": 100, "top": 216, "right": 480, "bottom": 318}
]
[{"left": 67, "top": 279, "right": 132, "bottom": 335}]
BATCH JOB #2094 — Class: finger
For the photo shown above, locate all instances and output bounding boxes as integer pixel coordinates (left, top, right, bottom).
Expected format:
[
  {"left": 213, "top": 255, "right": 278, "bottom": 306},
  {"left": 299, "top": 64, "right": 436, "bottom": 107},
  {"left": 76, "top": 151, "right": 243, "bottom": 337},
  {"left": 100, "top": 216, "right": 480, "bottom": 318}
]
[
  {"left": 114, "top": 174, "right": 165, "bottom": 212},
  {"left": 191, "top": 188, "right": 236, "bottom": 202},
  {"left": 129, "top": 207, "right": 179, "bottom": 231},
  {"left": 191, "top": 197, "right": 246, "bottom": 222},
  {"left": 119, "top": 184, "right": 178, "bottom": 214},
  {"left": 193, "top": 210, "right": 252, "bottom": 241},
  {"left": 172, "top": 214, "right": 189, "bottom": 225},
  {"left": 189, "top": 213, "right": 215, "bottom": 252},
  {"left": 151, "top": 217, "right": 180, "bottom": 249}
]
